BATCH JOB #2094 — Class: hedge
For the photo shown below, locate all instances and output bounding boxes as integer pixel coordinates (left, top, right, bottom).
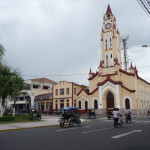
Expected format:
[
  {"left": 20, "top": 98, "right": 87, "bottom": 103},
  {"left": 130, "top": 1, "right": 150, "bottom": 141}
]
[
  {"left": 0, "top": 116, "right": 15, "bottom": 121},
  {"left": 0, "top": 114, "right": 38, "bottom": 122}
]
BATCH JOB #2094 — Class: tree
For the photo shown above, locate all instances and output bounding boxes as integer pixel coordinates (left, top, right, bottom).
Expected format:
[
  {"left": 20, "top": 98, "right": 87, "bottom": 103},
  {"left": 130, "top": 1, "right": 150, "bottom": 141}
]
[
  {"left": 0, "top": 43, "right": 5, "bottom": 66},
  {"left": 0, "top": 66, "right": 25, "bottom": 116},
  {"left": 11, "top": 76, "right": 26, "bottom": 116}
]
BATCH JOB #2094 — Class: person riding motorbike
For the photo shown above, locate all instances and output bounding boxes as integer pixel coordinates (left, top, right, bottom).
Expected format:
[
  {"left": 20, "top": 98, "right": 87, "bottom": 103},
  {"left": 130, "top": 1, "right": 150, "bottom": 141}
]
[
  {"left": 125, "top": 109, "right": 132, "bottom": 123},
  {"left": 112, "top": 108, "right": 123, "bottom": 127}
]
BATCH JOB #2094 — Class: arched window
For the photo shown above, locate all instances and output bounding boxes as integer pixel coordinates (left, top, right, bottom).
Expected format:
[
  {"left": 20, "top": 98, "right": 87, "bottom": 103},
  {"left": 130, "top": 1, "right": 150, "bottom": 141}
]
[
  {"left": 110, "top": 53, "right": 113, "bottom": 66},
  {"left": 94, "top": 100, "right": 98, "bottom": 109},
  {"left": 106, "top": 54, "right": 109, "bottom": 67},
  {"left": 85, "top": 101, "right": 88, "bottom": 110},
  {"left": 79, "top": 101, "right": 81, "bottom": 109},
  {"left": 125, "top": 98, "right": 130, "bottom": 109},
  {"left": 105, "top": 39, "right": 108, "bottom": 50},
  {"left": 110, "top": 37, "right": 112, "bottom": 49}
]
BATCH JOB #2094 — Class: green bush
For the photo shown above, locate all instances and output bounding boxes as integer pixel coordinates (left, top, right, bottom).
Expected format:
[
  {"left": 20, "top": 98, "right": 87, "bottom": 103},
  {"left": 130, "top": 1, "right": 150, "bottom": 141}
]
[
  {"left": 0, "top": 114, "right": 38, "bottom": 122},
  {"left": 0, "top": 116, "right": 15, "bottom": 121}
]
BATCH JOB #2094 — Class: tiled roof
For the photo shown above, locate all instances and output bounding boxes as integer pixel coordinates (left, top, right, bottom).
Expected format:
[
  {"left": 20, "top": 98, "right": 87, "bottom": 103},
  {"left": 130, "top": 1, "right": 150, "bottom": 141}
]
[
  {"left": 31, "top": 78, "right": 58, "bottom": 84},
  {"left": 35, "top": 93, "right": 52, "bottom": 100}
]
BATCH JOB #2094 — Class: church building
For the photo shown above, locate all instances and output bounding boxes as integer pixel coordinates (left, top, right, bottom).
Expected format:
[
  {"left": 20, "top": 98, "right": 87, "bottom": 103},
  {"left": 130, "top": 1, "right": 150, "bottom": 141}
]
[{"left": 77, "top": 5, "right": 150, "bottom": 114}]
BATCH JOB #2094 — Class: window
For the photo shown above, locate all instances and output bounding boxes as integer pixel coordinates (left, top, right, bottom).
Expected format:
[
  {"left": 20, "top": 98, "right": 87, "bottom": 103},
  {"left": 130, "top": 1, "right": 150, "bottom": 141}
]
[
  {"left": 110, "top": 53, "right": 113, "bottom": 66},
  {"left": 106, "top": 54, "right": 109, "bottom": 67},
  {"left": 33, "top": 84, "right": 38, "bottom": 89},
  {"left": 125, "top": 98, "right": 130, "bottom": 109},
  {"left": 94, "top": 100, "right": 98, "bottom": 109},
  {"left": 74, "top": 99, "right": 76, "bottom": 107},
  {"left": 74, "top": 88, "right": 76, "bottom": 95},
  {"left": 26, "top": 84, "right": 31, "bottom": 90},
  {"left": 66, "top": 88, "right": 69, "bottom": 95},
  {"left": 19, "top": 97, "right": 24, "bottom": 101},
  {"left": 105, "top": 39, "right": 108, "bottom": 50},
  {"left": 55, "top": 89, "right": 58, "bottom": 96},
  {"left": 110, "top": 37, "right": 112, "bottom": 49},
  {"left": 43, "top": 86, "right": 49, "bottom": 90},
  {"left": 60, "top": 88, "right": 64, "bottom": 95}
]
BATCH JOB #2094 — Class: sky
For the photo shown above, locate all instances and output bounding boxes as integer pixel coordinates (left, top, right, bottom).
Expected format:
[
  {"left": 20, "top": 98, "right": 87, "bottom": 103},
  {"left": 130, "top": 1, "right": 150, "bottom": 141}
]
[{"left": 0, "top": 0, "right": 150, "bottom": 86}]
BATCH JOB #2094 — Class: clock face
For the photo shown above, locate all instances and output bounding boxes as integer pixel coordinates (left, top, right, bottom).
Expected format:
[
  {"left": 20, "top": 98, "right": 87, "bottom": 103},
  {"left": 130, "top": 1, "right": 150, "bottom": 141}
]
[{"left": 105, "top": 23, "right": 111, "bottom": 29}]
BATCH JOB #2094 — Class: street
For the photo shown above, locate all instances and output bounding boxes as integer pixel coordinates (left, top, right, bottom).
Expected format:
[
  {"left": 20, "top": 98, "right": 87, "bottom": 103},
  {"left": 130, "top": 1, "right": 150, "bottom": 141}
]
[{"left": 0, "top": 116, "right": 150, "bottom": 150}]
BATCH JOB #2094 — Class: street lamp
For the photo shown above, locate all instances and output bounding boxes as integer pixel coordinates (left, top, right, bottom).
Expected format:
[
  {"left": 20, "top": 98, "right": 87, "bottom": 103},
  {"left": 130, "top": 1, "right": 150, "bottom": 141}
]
[{"left": 41, "top": 97, "right": 42, "bottom": 112}]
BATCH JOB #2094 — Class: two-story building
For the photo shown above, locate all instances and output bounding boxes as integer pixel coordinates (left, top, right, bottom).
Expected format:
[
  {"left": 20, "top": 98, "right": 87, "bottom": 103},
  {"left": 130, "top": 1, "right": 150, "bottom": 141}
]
[
  {"left": 7, "top": 78, "right": 57, "bottom": 112},
  {"left": 53, "top": 81, "right": 87, "bottom": 110}
]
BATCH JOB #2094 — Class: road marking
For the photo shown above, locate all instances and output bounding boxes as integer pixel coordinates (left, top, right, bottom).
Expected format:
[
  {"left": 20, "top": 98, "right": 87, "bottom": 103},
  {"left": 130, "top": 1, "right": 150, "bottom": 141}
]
[
  {"left": 56, "top": 128, "right": 77, "bottom": 132},
  {"left": 82, "top": 127, "right": 113, "bottom": 134},
  {"left": 111, "top": 129, "right": 142, "bottom": 139},
  {"left": 56, "top": 126, "right": 91, "bottom": 132}
]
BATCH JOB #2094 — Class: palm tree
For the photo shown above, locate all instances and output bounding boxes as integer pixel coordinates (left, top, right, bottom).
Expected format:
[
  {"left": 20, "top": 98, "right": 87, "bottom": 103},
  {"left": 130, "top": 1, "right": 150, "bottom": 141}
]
[
  {"left": 0, "top": 43, "right": 5, "bottom": 66},
  {"left": 0, "top": 66, "right": 25, "bottom": 116},
  {"left": 11, "top": 76, "right": 26, "bottom": 116}
]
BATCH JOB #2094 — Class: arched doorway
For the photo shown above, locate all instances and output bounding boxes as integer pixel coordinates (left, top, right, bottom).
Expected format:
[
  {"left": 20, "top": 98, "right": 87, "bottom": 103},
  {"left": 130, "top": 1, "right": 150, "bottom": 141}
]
[
  {"left": 125, "top": 98, "right": 130, "bottom": 109},
  {"left": 94, "top": 100, "right": 98, "bottom": 109},
  {"left": 106, "top": 92, "right": 114, "bottom": 108}
]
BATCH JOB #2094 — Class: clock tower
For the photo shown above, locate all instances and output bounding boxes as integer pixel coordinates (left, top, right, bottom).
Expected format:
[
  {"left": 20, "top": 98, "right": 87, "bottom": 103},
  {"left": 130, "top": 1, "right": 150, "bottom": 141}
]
[{"left": 101, "top": 4, "right": 122, "bottom": 68}]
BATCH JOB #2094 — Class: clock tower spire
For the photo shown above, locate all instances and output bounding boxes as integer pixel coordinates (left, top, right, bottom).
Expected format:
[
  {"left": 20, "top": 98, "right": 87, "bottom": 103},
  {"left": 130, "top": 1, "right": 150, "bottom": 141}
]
[{"left": 100, "top": 4, "right": 122, "bottom": 68}]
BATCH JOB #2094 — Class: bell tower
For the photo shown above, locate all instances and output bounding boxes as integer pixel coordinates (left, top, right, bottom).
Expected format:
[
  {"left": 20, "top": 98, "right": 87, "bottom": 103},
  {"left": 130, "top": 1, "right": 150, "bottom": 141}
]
[{"left": 101, "top": 4, "right": 122, "bottom": 68}]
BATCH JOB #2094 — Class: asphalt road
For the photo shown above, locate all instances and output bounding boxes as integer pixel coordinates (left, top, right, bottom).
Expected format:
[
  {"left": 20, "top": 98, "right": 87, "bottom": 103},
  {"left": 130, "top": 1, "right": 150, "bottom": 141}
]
[{"left": 0, "top": 116, "right": 150, "bottom": 150}]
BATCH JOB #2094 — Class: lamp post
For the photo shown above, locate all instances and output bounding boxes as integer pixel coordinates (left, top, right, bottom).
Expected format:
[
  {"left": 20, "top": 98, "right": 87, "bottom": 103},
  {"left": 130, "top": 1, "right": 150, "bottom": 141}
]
[{"left": 41, "top": 97, "right": 42, "bottom": 112}]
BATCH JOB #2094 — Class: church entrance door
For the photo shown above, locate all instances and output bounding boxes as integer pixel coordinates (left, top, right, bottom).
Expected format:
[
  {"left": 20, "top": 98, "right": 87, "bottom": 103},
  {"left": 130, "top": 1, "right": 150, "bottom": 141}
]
[{"left": 106, "top": 92, "right": 114, "bottom": 108}]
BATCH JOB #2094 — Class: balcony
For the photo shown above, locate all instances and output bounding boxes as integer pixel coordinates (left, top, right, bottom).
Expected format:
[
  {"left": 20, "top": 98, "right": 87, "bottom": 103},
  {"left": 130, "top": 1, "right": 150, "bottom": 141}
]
[{"left": 8, "top": 100, "right": 30, "bottom": 105}]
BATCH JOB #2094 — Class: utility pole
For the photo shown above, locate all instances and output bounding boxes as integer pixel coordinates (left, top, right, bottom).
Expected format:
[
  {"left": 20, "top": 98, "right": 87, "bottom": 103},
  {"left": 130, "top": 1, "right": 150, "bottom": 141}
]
[{"left": 121, "top": 35, "right": 129, "bottom": 71}]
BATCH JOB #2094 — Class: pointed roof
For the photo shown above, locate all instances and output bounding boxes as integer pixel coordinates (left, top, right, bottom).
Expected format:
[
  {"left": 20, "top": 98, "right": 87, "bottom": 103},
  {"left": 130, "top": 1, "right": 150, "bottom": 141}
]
[
  {"left": 129, "top": 62, "right": 133, "bottom": 69},
  {"left": 89, "top": 68, "right": 92, "bottom": 74},
  {"left": 117, "top": 29, "right": 120, "bottom": 34},
  {"left": 106, "top": 4, "right": 113, "bottom": 15},
  {"left": 99, "top": 60, "right": 104, "bottom": 68}
]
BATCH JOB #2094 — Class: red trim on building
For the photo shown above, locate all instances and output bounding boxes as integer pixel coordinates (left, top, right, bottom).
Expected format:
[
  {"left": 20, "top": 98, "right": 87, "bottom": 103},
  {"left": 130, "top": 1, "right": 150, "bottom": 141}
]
[
  {"left": 121, "top": 85, "right": 136, "bottom": 93},
  {"left": 119, "top": 69, "right": 134, "bottom": 76},
  {"left": 97, "top": 76, "right": 122, "bottom": 86},
  {"left": 138, "top": 76, "right": 150, "bottom": 86},
  {"left": 89, "top": 87, "right": 98, "bottom": 95}
]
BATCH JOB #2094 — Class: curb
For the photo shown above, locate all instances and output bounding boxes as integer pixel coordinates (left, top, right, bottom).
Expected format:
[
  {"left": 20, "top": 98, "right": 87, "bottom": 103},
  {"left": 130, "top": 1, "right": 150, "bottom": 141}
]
[
  {"left": 0, "top": 124, "right": 59, "bottom": 132},
  {"left": 0, "top": 120, "right": 87, "bottom": 132}
]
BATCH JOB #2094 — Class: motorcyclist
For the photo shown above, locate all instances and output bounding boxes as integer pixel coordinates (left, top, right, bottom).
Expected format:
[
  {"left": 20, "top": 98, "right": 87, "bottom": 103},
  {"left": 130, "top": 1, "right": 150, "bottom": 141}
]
[
  {"left": 125, "top": 109, "right": 132, "bottom": 122},
  {"left": 112, "top": 108, "right": 122, "bottom": 124}
]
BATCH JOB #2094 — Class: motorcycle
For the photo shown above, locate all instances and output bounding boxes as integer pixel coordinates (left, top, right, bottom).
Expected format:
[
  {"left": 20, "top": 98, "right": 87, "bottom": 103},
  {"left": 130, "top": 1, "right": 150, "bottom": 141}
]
[
  {"left": 125, "top": 114, "right": 132, "bottom": 123},
  {"left": 113, "top": 117, "right": 123, "bottom": 128}
]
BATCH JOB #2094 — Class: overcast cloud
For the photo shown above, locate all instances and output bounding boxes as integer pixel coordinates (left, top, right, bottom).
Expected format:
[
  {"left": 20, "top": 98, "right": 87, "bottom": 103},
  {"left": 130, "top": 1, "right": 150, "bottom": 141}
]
[{"left": 0, "top": 0, "right": 150, "bottom": 85}]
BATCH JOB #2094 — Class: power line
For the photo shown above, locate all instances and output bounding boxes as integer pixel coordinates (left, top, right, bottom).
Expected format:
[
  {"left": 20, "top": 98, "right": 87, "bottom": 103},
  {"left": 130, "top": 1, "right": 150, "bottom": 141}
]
[{"left": 137, "top": 0, "right": 150, "bottom": 17}]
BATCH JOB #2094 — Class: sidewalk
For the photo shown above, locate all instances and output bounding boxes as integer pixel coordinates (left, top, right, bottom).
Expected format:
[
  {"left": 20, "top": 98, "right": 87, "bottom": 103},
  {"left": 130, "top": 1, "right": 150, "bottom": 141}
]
[{"left": 0, "top": 115, "right": 87, "bottom": 132}]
